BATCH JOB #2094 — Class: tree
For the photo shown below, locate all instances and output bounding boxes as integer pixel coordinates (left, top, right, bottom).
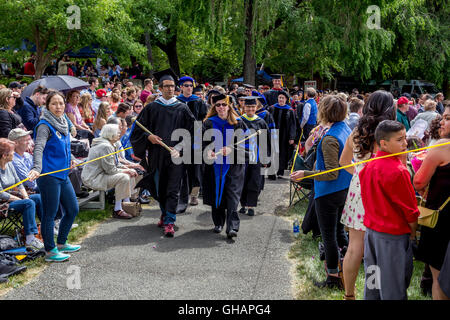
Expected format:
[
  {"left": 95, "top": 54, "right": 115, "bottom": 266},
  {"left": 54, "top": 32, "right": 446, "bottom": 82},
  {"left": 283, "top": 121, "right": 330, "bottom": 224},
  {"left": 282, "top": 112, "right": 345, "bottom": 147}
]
[{"left": 0, "top": 0, "right": 143, "bottom": 79}]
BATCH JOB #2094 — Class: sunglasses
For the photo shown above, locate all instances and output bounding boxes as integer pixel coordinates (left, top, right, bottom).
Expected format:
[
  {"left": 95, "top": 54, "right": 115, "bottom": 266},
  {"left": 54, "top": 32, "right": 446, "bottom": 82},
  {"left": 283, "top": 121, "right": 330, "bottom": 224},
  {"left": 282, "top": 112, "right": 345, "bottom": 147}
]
[
  {"left": 215, "top": 103, "right": 228, "bottom": 108},
  {"left": 135, "top": 105, "right": 143, "bottom": 108},
  {"left": 183, "top": 84, "right": 193, "bottom": 87}
]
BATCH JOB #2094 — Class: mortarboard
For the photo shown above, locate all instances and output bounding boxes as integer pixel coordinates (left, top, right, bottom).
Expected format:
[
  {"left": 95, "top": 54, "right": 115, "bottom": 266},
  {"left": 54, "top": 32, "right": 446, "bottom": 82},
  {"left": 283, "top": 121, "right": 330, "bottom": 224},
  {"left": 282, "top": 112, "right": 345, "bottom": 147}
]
[
  {"left": 277, "top": 90, "right": 290, "bottom": 99},
  {"left": 243, "top": 96, "right": 258, "bottom": 105},
  {"left": 271, "top": 74, "right": 284, "bottom": 80},
  {"left": 243, "top": 84, "right": 255, "bottom": 89},
  {"left": 211, "top": 94, "right": 227, "bottom": 104},
  {"left": 153, "top": 68, "right": 178, "bottom": 84},
  {"left": 193, "top": 86, "right": 203, "bottom": 94}
]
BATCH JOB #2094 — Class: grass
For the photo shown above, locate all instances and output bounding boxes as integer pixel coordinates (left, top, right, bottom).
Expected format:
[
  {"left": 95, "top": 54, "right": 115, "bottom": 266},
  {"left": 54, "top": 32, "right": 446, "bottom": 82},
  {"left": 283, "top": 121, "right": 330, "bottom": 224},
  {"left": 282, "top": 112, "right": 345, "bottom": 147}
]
[
  {"left": 0, "top": 203, "right": 112, "bottom": 295},
  {"left": 286, "top": 199, "right": 431, "bottom": 300}
]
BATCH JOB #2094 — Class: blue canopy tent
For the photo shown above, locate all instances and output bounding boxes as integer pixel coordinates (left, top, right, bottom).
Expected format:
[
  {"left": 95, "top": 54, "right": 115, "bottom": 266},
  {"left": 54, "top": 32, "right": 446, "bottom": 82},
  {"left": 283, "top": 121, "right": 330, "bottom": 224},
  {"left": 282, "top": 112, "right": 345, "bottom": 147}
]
[{"left": 231, "top": 70, "right": 273, "bottom": 83}]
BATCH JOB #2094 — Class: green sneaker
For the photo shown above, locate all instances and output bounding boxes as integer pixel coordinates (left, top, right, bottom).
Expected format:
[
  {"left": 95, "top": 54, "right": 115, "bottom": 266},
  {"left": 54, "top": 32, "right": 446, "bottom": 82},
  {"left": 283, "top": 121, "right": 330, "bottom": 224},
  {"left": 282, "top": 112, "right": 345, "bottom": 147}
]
[
  {"left": 57, "top": 242, "right": 81, "bottom": 253},
  {"left": 45, "top": 248, "right": 70, "bottom": 263}
]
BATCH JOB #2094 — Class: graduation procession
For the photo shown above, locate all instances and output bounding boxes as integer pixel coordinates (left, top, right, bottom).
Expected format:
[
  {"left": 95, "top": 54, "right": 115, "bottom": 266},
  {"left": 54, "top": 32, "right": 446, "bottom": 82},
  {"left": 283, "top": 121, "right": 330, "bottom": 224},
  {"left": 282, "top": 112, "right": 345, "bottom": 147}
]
[{"left": 0, "top": 0, "right": 449, "bottom": 305}]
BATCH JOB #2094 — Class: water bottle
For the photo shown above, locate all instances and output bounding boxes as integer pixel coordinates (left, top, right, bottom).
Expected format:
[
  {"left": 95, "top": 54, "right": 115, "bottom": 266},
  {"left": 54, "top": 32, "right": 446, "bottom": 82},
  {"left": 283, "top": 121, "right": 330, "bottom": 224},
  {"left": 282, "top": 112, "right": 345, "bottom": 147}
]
[{"left": 293, "top": 218, "right": 300, "bottom": 237}]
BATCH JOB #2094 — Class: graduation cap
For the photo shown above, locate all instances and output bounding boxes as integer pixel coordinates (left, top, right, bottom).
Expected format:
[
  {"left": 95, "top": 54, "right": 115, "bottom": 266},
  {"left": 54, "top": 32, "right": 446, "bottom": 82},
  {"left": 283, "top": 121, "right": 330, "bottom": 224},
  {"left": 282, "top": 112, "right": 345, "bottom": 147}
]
[
  {"left": 193, "top": 86, "right": 203, "bottom": 94},
  {"left": 243, "top": 84, "right": 255, "bottom": 89},
  {"left": 271, "top": 74, "right": 284, "bottom": 80},
  {"left": 153, "top": 68, "right": 178, "bottom": 84},
  {"left": 179, "top": 76, "right": 195, "bottom": 86},
  {"left": 278, "top": 90, "right": 290, "bottom": 99},
  {"left": 211, "top": 94, "right": 227, "bottom": 105},
  {"left": 243, "top": 96, "right": 258, "bottom": 106},
  {"left": 236, "top": 93, "right": 246, "bottom": 99}
]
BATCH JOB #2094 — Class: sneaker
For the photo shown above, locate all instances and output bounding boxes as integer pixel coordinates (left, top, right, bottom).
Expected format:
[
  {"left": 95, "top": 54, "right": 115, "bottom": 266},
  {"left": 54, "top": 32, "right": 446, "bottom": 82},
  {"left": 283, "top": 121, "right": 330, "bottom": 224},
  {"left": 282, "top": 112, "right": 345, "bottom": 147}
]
[
  {"left": 45, "top": 248, "right": 70, "bottom": 263},
  {"left": 164, "top": 224, "right": 175, "bottom": 237},
  {"left": 71, "top": 223, "right": 79, "bottom": 230},
  {"left": 213, "top": 225, "right": 223, "bottom": 233},
  {"left": 57, "top": 242, "right": 81, "bottom": 253},
  {"left": 157, "top": 215, "right": 165, "bottom": 228},
  {"left": 227, "top": 229, "right": 238, "bottom": 239},
  {"left": 247, "top": 208, "right": 255, "bottom": 216},
  {"left": 239, "top": 207, "right": 247, "bottom": 214},
  {"left": 26, "top": 238, "right": 44, "bottom": 251}
]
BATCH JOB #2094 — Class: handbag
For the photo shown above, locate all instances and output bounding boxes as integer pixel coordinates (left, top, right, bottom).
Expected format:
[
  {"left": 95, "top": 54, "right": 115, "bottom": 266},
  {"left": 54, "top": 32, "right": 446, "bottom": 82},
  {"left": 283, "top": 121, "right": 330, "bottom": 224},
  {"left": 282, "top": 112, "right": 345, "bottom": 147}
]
[
  {"left": 417, "top": 186, "right": 450, "bottom": 229},
  {"left": 122, "top": 202, "right": 142, "bottom": 217}
]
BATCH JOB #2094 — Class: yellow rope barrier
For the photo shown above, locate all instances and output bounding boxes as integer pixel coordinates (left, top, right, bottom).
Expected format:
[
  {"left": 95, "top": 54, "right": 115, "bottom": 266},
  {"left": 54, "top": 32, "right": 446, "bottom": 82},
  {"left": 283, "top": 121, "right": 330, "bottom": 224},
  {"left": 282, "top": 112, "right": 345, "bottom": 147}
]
[
  {"left": 294, "top": 141, "right": 450, "bottom": 181},
  {"left": 290, "top": 129, "right": 303, "bottom": 174},
  {"left": 0, "top": 146, "right": 132, "bottom": 194}
]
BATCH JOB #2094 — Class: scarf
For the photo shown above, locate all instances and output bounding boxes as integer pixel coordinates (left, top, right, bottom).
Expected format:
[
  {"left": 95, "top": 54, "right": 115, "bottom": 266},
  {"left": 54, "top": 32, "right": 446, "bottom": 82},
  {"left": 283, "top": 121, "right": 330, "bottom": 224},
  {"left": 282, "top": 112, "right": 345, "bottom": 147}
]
[{"left": 41, "top": 107, "right": 69, "bottom": 135}]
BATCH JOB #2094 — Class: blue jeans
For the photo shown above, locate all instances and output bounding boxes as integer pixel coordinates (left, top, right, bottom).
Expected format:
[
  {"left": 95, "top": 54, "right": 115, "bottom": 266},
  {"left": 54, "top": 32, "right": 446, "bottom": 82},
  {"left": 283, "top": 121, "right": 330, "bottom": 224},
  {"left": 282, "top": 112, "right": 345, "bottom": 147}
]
[
  {"left": 37, "top": 175, "right": 79, "bottom": 252},
  {"left": 8, "top": 194, "right": 42, "bottom": 236}
]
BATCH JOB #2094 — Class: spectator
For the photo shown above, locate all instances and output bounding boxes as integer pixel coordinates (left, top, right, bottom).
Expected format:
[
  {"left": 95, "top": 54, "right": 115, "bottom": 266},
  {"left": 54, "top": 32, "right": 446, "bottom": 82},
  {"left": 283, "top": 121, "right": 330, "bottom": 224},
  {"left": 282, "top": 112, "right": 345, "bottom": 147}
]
[
  {"left": 92, "top": 89, "right": 108, "bottom": 115},
  {"left": 93, "top": 102, "right": 112, "bottom": 137},
  {"left": 28, "top": 91, "right": 81, "bottom": 263},
  {"left": 417, "top": 94, "right": 433, "bottom": 113},
  {"left": 111, "top": 103, "right": 131, "bottom": 120},
  {"left": 80, "top": 77, "right": 99, "bottom": 101},
  {"left": 78, "top": 93, "right": 95, "bottom": 128},
  {"left": 140, "top": 78, "right": 154, "bottom": 104},
  {"left": 109, "top": 91, "right": 120, "bottom": 112},
  {"left": 17, "top": 85, "right": 48, "bottom": 131},
  {"left": 396, "top": 96, "right": 411, "bottom": 131},
  {"left": 300, "top": 87, "right": 319, "bottom": 139},
  {"left": 0, "top": 138, "right": 43, "bottom": 250},
  {"left": 121, "top": 115, "right": 139, "bottom": 162},
  {"left": 57, "top": 54, "right": 74, "bottom": 75},
  {"left": 435, "top": 93, "right": 445, "bottom": 115},
  {"left": 291, "top": 95, "right": 352, "bottom": 289},
  {"left": 428, "top": 115, "right": 443, "bottom": 146},
  {"left": 65, "top": 91, "right": 93, "bottom": 143},
  {"left": 81, "top": 124, "right": 138, "bottom": 219},
  {"left": 345, "top": 97, "right": 364, "bottom": 130},
  {"left": 132, "top": 100, "right": 144, "bottom": 117},
  {"left": 414, "top": 104, "right": 450, "bottom": 300},
  {"left": 9, "top": 128, "right": 36, "bottom": 191},
  {"left": 0, "top": 88, "right": 23, "bottom": 138},
  {"left": 360, "top": 120, "right": 419, "bottom": 300},
  {"left": 23, "top": 58, "right": 35, "bottom": 76},
  {"left": 125, "top": 87, "right": 137, "bottom": 105},
  {"left": 8, "top": 81, "right": 25, "bottom": 112},
  {"left": 411, "top": 99, "right": 440, "bottom": 130}
]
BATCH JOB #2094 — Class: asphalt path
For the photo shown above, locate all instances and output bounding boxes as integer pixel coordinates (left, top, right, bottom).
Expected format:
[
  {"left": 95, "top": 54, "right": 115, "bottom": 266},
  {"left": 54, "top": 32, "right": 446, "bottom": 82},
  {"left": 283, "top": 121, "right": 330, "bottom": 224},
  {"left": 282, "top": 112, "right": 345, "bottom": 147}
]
[{"left": 2, "top": 177, "right": 294, "bottom": 300}]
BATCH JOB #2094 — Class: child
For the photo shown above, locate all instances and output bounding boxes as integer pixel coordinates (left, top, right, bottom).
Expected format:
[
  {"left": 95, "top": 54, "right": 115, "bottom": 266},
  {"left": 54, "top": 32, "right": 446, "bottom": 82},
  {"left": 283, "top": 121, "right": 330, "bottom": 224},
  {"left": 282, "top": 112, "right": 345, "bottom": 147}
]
[
  {"left": 359, "top": 120, "right": 419, "bottom": 300},
  {"left": 239, "top": 97, "right": 270, "bottom": 216}
]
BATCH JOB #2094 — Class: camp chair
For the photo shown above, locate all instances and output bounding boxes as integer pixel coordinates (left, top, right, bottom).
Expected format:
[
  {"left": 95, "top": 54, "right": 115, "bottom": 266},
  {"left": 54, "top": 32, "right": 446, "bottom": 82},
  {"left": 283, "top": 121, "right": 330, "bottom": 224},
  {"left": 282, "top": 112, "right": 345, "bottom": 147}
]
[
  {"left": 289, "top": 153, "right": 313, "bottom": 207},
  {"left": 0, "top": 208, "right": 23, "bottom": 235}
]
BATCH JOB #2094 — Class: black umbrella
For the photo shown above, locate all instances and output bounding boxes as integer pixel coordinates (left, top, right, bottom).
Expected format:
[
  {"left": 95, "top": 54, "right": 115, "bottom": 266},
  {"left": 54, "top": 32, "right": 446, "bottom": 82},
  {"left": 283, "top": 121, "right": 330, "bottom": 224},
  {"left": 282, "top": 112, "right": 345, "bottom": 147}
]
[{"left": 21, "top": 75, "right": 89, "bottom": 98}]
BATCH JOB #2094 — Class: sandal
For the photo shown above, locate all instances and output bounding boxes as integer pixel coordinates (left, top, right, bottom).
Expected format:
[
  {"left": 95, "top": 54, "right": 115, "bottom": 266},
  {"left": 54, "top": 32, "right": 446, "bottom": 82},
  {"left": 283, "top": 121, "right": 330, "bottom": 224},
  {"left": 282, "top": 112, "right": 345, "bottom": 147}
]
[{"left": 113, "top": 210, "right": 133, "bottom": 219}]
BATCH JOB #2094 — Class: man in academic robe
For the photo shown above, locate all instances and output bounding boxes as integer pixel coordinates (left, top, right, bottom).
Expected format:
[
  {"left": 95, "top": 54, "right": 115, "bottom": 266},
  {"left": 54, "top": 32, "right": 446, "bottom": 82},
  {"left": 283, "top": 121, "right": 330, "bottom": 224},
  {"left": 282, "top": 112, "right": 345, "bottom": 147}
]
[
  {"left": 176, "top": 76, "right": 209, "bottom": 209},
  {"left": 263, "top": 74, "right": 290, "bottom": 107},
  {"left": 131, "top": 70, "right": 196, "bottom": 237},
  {"left": 268, "top": 91, "right": 297, "bottom": 179}
]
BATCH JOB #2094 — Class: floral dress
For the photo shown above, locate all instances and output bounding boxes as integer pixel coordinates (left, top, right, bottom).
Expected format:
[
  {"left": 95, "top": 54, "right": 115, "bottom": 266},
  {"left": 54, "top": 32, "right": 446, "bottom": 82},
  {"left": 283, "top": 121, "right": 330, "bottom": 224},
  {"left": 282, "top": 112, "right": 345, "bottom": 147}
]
[{"left": 341, "top": 152, "right": 373, "bottom": 231}]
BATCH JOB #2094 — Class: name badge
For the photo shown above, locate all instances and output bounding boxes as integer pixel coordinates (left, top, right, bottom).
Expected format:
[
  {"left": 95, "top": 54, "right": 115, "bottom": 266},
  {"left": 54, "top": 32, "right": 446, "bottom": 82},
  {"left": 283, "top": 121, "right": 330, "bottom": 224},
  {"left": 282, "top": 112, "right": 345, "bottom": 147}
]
[{"left": 56, "top": 131, "right": 62, "bottom": 139}]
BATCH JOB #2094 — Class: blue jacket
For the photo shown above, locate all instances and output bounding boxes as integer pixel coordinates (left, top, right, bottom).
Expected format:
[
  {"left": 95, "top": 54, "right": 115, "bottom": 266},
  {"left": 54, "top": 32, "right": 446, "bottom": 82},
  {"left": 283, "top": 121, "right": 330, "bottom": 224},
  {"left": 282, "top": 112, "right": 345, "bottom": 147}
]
[
  {"left": 305, "top": 98, "right": 318, "bottom": 125},
  {"left": 314, "top": 121, "right": 352, "bottom": 199},
  {"left": 18, "top": 96, "right": 41, "bottom": 131}
]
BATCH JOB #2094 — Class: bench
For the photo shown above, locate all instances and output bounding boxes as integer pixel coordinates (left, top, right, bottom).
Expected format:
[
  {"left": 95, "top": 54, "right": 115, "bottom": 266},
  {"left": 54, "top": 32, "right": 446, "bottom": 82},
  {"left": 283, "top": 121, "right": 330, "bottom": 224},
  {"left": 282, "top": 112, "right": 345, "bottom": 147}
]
[{"left": 78, "top": 190, "right": 106, "bottom": 210}]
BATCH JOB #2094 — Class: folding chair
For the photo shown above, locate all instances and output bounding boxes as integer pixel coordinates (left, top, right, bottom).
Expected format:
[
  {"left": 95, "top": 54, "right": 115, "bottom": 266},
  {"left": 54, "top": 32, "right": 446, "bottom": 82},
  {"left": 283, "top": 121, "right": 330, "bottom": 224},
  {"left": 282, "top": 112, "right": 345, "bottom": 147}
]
[
  {"left": 289, "top": 179, "right": 312, "bottom": 207},
  {"left": 0, "top": 209, "right": 23, "bottom": 235}
]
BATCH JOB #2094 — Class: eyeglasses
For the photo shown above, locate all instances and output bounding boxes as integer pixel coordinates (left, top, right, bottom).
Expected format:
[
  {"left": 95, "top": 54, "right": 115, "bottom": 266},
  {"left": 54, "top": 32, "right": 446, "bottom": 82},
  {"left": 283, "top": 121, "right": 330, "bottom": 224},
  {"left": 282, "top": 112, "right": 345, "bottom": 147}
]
[
  {"left": 215, "top": 103, "right": 228, "bottom": 108},
  {"left": 183, "top": 84, "right": 193, "bottom": 87},
  {"left": 135, "top": 105, "right": 143, "bottom": 108},
  {"left": 9, "top": 96, "right": 17, "bottom": 99}
]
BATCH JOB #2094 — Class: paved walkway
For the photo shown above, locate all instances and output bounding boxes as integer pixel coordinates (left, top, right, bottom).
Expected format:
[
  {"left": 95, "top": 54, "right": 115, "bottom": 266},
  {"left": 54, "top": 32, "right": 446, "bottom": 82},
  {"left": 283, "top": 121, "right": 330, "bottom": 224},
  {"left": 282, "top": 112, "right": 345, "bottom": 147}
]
[{"left": 3, "top": 178, "right": 294, "bottom": 300}]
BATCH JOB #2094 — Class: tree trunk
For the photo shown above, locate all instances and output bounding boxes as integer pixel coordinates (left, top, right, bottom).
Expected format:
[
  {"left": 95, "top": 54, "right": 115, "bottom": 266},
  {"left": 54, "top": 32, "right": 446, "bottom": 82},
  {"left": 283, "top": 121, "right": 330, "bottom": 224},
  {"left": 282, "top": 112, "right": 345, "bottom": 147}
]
[
  {"left": 243, "top": 0, "right": 256, "bottom": 86},
  {"left": 144, "top": 32, "right": 154, "bottom": 74},
  {"left": 156, "top": 35, "right": 180, "bottom": 77}
]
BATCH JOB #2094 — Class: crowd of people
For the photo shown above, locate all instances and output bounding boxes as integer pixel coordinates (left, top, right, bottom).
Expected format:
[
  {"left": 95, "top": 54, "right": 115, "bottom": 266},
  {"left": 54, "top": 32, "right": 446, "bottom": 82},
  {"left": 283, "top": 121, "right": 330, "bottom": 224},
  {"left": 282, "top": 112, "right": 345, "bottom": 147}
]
[{"left": 0, "top": 67, "right": 449, "bottom": 301}]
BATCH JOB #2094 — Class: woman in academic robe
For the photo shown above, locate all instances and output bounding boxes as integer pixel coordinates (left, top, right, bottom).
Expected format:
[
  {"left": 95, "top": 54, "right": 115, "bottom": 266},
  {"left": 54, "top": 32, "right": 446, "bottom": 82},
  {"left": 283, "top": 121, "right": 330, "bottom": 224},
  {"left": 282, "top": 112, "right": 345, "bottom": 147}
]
[
  {"left": 268, "top": 91, "right": 297, "bottom": 178},
  {"left": 239, "top": 97, "right": 270, "bottom": 216},
  {"left": 202, "top": 94, "right": 248, "bottom": 239}
]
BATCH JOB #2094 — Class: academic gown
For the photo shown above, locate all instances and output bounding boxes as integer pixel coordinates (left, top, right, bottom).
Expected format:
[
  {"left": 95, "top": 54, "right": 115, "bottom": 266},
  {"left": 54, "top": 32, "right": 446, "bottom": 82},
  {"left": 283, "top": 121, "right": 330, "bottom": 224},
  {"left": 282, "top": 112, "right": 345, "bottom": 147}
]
[
  {"left": 130, "top": 97, "right": 195, "bottom": 216},
  {"left": 239, "top": 115, "right": 270, "bottom": 208},
  {"left": 263, "top": 88, "right": 288, "bottom": 107},
  {"left": 176, "top": 95, "right": 209, "bottom": 210},
  {"left": 256, "top": 107, "right": 276, "bottom": 189},
  {"left": 202, "top": 116, "right": 248, "bottom": 233},
  {"left": 268, "top": 103, "right": 297, "bottom": 176}
]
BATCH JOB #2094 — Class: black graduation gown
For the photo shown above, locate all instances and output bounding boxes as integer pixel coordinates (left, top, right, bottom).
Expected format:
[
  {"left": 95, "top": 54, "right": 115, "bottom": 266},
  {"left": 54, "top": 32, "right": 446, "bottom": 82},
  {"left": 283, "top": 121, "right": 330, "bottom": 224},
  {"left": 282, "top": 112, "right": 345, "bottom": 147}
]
[
  {"left": 130, "top": 98, "right": 195, "bottom": 215},
  {"left": 263, "top": 89, "right": 288, "bottom": 107},
  {"left": 202, "top": 116, "right": 248, "bottom": 233},
  {"left": 239, "top": 115, "right": 270, "bottom": 207},
  {"left": 255, "top": 107, "right": 276, "bottom": 189},
  {"left": 268, "top": 104, "right": 297, "bottom": 175}
]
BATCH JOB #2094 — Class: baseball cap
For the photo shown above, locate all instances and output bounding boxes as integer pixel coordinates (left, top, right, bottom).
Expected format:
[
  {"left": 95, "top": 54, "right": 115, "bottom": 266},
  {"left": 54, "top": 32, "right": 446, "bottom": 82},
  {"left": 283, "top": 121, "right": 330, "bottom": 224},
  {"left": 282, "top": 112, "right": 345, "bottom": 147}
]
[
  {"left": 9, "top": 81, "right": 24, "bottom": 89},
  {"left": 397, "top": 96, "right": 409, "bottom": 105},
  {"left": 8, "top": 128, "right": 32, "bottom": 141},
  {"left": 96, "top": 89, "right": 107, "bottom": 98}
]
